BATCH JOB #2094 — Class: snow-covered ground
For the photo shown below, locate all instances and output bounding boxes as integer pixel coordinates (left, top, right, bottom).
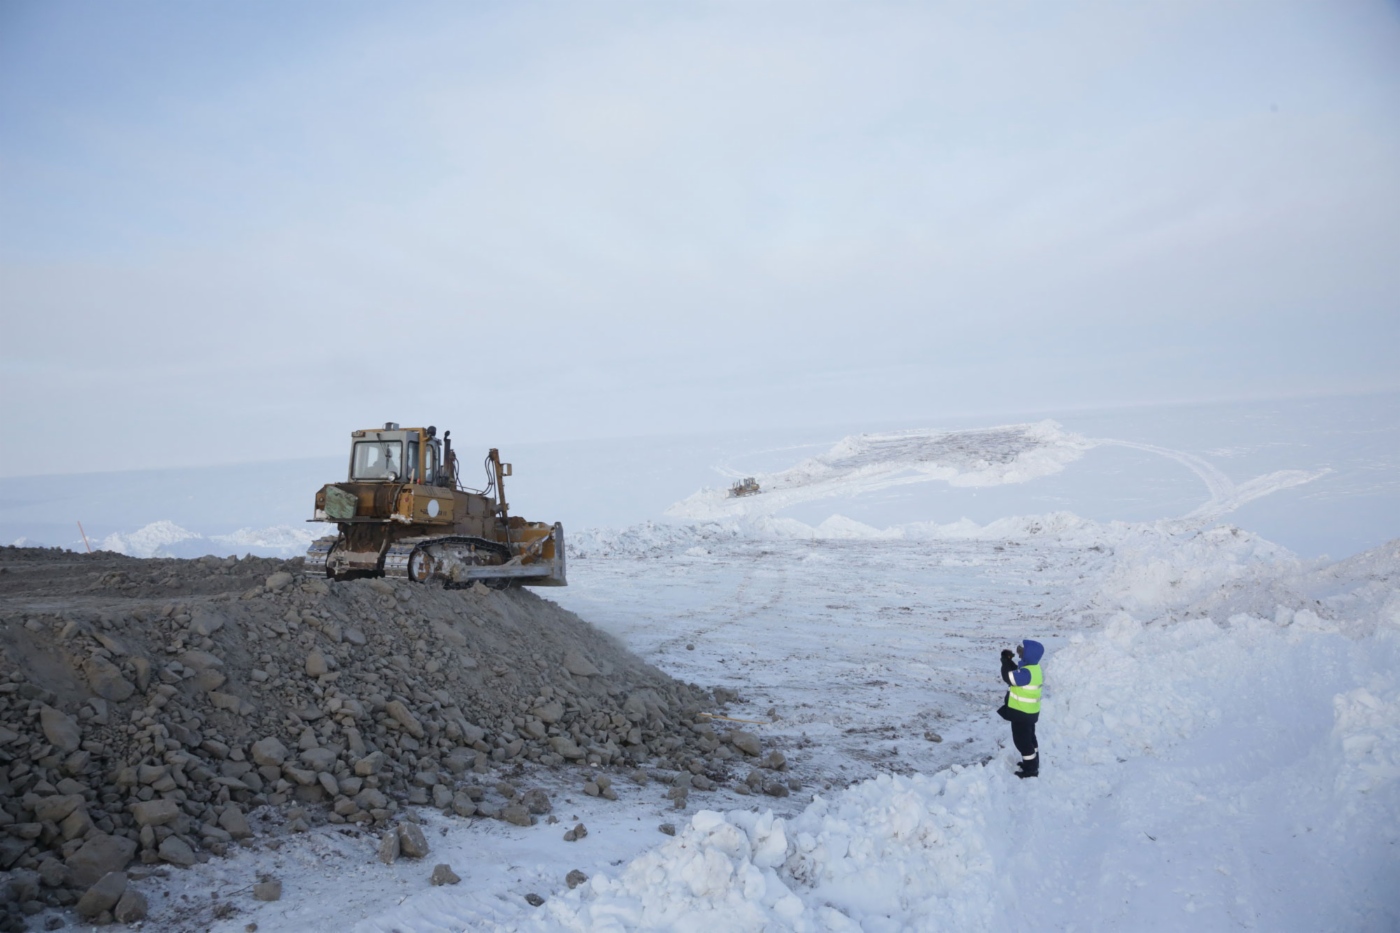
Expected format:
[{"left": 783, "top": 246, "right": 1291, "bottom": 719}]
[{"left": 104, "top": 400, "right": 1399, "bottom": 933}]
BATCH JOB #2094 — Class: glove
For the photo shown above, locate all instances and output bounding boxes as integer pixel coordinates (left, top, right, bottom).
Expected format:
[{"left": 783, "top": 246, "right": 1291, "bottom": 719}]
[{"left": 1000, "top": 649, "right": 1014, "bottom": 661}]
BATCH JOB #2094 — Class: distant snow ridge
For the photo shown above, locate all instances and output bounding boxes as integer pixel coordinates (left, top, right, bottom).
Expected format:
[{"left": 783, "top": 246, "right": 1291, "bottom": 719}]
[
  {"left": 573, "top": 511, "right": 1103, "bottom": 559},
  {"left": 666, "top": 421, "right": 1329, "bottom": 531},
  {"left": 99, "top": 521, "right": 316, "bottom": 559},
  {"left": 667, "top": 420, "right": 1091, "bottom": 521},
  {"left": 100, "top": 520, "right": 200, "bottom": 558},
  {"left": 209, "top": 524, "right": 319, "bottom": 552},
  {"left": 569, "top": 521, "right": 746, "bottom": 559}
]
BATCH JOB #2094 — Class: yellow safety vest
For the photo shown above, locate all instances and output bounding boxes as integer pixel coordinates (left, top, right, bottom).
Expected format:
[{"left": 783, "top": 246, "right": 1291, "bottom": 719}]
[{"left": 1007, "top": 664, "right": 1043, "bottom": 715}]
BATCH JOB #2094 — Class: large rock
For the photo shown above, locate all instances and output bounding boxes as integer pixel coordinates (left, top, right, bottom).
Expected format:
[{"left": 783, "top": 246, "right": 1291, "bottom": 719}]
[
  {"left": 354, "top": 751, "right": 385, "bottom": 776},
  {"left": 158, "top": 835, "right": 197, "bottom": 867},
  {"left": 66, "top": 833, "right": 137, "bottom": 887},
  {"left": 130, "top": 798, "right": 180, "bottom": 827},
  {"left": 397, "top": 822, "right": 430, "bottom": 859},
  {"left": 500, "top": 805, "right": 533, "bottom": 827},
  {"left": 301, "top": 747, "right": 337, "bottom": 772},
  {"left": 385, "top": 700, "right": 425, "bottom": 738},
  {"left": 562, "top": 648, "right": 600, "bottom": 677},
  {"left": 548, "top": 736, "right": 585, "bottom": 760},
  {"left": 432, "top": 784, "right": 453, "bottom": 809},
  {"left": 377, "top": 829, "right": 400, "bottom": 864},
  {"left": 190, "top": 609, "right": 225, "bottom": 636},
  {"left": 83, "top": 657, "right": 135, "bottom": 702},
  {"left": 521, "top": 788, "right": 553, "bottom": 815},
  {"left": 39, "top": 705, "right": 81, "bottom": 752},
  {"left": 114, "top": 888, "right": 149, "bottom": 923},
  {"left": 251, "top": 736, "right": 289, "bottom": 767},
  {"left": 37, "top": 857, "right": 68, "bottom": 888},
  {"left": 431, "top": 621, "right": 467, "bottom": 648},
  {"left": 7, "top": 870, "right": 40, "bottom": 903},
  {"left": 76, "top": 871, "right": 127, "bottom": 919},
  {"left": 431, "top": 864, "right": 461, "bottom": 886},
  {"left": 218, "top": 806, "right": 252, "bottom": 840},
  {"left": 179, "top": 650, "right": 223, "bottom": 671},
  {"left": 61, "top": 807, "right": 95, "bottom": 841},
  {"left": 729, "top": 730, "right": 763, "bottom": 757},
  {"left": 32, "top": 794, "right": 85, "bottom": 823},
  {"left": 531, "top": 700, "right": 565, "bottom": 724},
  {"left": 209, "top": 691, "right": 242, "bottom": 712},
  {"left": 305, "top": 650, "right": 329, "bottom": 677},
  {"left": 355, "top": 788, "right": 389, "bottom": 811},
  {"left": 265, "top": 571, "right": 295, "bottom": 591}
]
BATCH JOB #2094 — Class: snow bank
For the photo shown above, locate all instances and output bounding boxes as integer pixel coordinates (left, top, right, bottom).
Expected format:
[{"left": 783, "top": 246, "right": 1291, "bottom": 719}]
[
  {"left": 568, "top": 521, "right": 747, "bottom": 559},
  {"left": 571, "top": 510, "right": 1110, "bottom": 557},
  {"left": 387, "top": 535, "right": 1399, "bottom": 933},
  {"left": 99, "top": 519, "right": 201, "bottom": 557},
  {"left": 98, "top": 520, "right": 317, "bottom": 559},
  {"left": 209, "top": 523, "right": 320, "bottom": 552}
]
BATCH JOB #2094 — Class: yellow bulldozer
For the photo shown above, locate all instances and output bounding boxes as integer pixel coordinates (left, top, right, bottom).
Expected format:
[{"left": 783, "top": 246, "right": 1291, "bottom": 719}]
[
  {"left": 305, "top": 422, "right": 565, "bottom": 588},
  {"left": 728, "top": 477, "right": 761, "bottom": 498}
]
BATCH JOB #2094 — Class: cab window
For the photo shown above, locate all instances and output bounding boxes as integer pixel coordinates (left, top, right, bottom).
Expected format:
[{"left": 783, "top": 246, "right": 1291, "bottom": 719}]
[{"left": 352, "top": 441, "right": 403, "bottom": 480}]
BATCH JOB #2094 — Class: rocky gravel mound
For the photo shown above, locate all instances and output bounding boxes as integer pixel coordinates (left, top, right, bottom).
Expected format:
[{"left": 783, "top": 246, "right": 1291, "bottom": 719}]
[{"left": 0, "top": 546, "right": 745, "bottom": 929}]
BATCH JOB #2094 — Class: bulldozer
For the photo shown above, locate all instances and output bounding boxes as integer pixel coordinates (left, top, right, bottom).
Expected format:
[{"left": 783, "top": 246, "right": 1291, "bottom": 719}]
[
  {"left": 304, "top": 422, "right": 565, "bottom": 588},
  {"left": 728, "top": 477, "right": 761, "bottom": 498}
]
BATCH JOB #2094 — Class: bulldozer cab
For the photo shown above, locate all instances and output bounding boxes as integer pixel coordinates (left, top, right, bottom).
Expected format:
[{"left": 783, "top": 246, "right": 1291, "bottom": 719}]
[{"left": 348, "top": 423, "right": 444, "bottom": 486}]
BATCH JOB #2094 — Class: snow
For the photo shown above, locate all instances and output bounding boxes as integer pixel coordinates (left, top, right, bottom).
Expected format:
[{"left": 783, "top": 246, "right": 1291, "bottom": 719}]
[
  {"left": 5, "top": 394, "right": 1397, "bottom": 930},
  {"left": 98, "top": 520, "right": 319, "bottom": 558},
  {"left": 338, "top": 542, "right": 1399, "bottom": 930},
  {"left": 665, "top": 420, "right": 1331, "bottom": 538},
  {"left": 345, "top": 491, "right": 1396, "bottom": 933},
  {"left": 666, "top": 421, "right": 1095, "bottom": 522},
  {"left": 99, "top": 518, "right": 201, "bottom": 557}
]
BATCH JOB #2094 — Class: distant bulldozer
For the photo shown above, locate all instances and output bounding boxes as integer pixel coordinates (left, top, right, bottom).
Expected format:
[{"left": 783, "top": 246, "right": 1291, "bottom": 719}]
[
  {"left": 728, "top": 477, "right": 761, "bottom": 498},
  {"left": 305, "top": 422, "right": 564, "bottom": 588}
]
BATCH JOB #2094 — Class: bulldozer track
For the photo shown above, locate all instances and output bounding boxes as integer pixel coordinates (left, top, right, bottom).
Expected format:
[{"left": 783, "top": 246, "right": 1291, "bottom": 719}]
[
  {"left": 304, "top": 535, "right": 338, "bottom": 577},
  {"left": 383, "top": 535, "right": 512, "bottom": 584}
]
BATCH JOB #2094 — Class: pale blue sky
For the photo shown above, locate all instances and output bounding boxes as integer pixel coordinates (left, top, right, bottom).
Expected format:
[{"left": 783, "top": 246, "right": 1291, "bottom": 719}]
[{"left": 2, "top": 1, "right": 1398, "bottom": 474}]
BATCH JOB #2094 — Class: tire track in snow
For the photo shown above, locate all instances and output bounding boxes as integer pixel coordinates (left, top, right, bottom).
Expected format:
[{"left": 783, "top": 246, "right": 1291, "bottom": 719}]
[
  {"left": 1089, "top": 437, "right": 1329, "bottom": 524},
  {"left": 653, "top": 553, "right": 789, "bottom": 655}
]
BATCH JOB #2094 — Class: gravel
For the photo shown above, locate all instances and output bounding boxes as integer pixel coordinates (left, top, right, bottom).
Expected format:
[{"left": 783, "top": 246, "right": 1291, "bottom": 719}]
[{"left": 0, "top": 545, "right": 734, "bottom": 929}]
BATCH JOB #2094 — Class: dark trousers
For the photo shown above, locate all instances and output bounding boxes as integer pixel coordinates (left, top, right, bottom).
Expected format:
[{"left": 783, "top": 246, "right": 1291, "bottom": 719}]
[{"left": 998, "top": 705, "right": 1039, "bottom": 769}]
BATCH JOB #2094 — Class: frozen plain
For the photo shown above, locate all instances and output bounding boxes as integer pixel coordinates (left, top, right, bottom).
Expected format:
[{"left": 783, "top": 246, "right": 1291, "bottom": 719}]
[{"left": 3, "top": 393, "right": 1397, "bottom": 931}]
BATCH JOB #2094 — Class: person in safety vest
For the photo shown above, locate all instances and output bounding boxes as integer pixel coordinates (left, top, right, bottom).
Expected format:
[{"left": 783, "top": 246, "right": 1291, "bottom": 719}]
[{"left": 997, "top": 639, "right": 1045, "bottom": 778}]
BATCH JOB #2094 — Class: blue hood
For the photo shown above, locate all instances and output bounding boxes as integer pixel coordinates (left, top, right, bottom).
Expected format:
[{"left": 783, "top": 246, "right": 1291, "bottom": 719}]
[{"left": 1021, "top": 639, "right": 1045, "bottom": 665}]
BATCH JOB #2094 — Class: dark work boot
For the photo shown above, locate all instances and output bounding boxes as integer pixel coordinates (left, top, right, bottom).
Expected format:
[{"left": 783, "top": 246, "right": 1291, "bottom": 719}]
[{"left": 1016, "top": 754, "right": 1039, "bottom": 778}]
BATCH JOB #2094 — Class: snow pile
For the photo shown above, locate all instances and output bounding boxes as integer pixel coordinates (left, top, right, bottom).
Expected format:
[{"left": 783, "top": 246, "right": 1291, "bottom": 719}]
[
  {"left": 571, "top": 511, "right": 1109, "bottom": 559},
  {"left": 209, "top": 523, "right": 320, "bottom": 552},
  {"left": 99, "top": 519, "right": 201, "bottom": 557},
  {"left": 568, "top": 521, "right": 747, "bottom": 559},
  {"left": 667, "top": 421, "right": 1091, "bottom": 521},
  {"left": 663, "top": 420, "right": 1331, "bottom": 536},
  {"left": 520, "top": 771, "right": 1008, "bottom": 932},
  {"left": 1092, "top": 525, "right": 1302, "bottom": 618},
  {"left": 408, "top": 535, "right": 1400, "bottom": 933},
  {"left": 97, "top": 520, "right": 317, "bottom": 558}
]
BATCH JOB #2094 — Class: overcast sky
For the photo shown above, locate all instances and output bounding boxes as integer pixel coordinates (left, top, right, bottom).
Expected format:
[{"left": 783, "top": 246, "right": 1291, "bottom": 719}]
[{"left": 2, "top": 0, "right": 1398, "bottom": 476}]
